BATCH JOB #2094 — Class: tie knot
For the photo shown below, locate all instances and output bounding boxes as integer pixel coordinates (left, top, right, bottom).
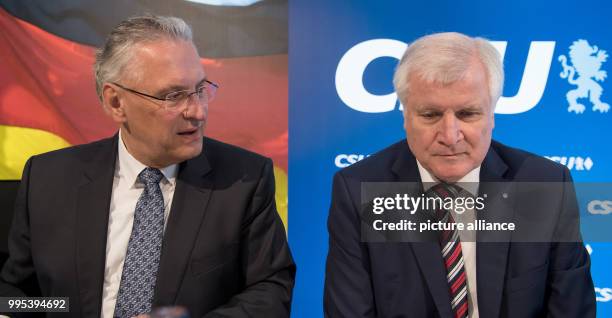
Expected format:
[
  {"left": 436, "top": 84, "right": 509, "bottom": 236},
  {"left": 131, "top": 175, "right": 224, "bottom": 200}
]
[
  {"left": 138, "top": 167, "right": 164, "bottom": 185},
  {"left": 426, "top": 182, "right": 466, "bottom": 199}
]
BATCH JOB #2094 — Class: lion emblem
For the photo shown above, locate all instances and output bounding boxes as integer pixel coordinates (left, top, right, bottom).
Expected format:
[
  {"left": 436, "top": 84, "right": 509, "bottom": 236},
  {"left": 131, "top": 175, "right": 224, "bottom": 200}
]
[{"left": 558, "top": 39, "right": 609, "bottom": 113}]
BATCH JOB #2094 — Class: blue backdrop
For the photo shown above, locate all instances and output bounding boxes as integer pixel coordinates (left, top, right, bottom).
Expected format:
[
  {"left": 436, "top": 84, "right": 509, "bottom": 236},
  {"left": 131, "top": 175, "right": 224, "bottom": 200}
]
[{"left": 289, "top": 0, "right": 611, "bottom": 316}]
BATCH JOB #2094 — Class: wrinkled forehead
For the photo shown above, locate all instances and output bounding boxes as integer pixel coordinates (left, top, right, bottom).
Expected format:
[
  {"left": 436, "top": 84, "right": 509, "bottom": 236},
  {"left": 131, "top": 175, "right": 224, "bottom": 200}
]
[
  {"left": 406, "top": 63, "right": 491, "bottom": 104},
  {"left": 121, "top": 39, "right": 205, "bottom": 87}
]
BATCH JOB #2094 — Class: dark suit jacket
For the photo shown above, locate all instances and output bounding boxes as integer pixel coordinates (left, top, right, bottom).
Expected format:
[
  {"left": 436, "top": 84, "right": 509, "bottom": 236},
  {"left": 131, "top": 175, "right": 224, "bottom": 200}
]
[
  {"left": 0, "top": 135, "right": 295, "bottom": 317},
  {"left": 324, "top": 139, "right": 596, "bottom": 317}
]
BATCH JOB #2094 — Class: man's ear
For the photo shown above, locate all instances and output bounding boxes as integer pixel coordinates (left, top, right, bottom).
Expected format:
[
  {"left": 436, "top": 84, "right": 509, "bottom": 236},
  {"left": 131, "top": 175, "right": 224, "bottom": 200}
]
[
  {"left": 401, "top": 102, "right": 410, "bottom": 132},
  {"left": 102, "top": 83, "right": 127, "bottom": 123}
]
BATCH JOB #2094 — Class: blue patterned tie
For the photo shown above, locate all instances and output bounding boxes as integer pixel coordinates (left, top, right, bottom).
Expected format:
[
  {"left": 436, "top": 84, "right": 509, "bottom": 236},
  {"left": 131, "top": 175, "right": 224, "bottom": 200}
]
[{"left": 114, "top": 167, "right": 165, "bottom": 318}]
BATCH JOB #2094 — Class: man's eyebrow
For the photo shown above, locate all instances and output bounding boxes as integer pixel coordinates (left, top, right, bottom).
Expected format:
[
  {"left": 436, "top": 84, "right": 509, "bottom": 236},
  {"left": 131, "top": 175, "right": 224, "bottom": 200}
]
[
  {"left": 415, "top": 104, "right": 443, "bottom": 112},
  {"left": 457, "top": 105, "right": 484, "bottom": 112},
  {"left": 155, "top": 78, "right": 207, "bottom": 95}
]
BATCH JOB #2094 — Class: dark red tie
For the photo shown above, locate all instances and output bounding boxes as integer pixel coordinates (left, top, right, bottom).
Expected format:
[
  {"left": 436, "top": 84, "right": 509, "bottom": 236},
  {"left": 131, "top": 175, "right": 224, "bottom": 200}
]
[{"left": 427, "top": 183, "right": 469, "bottom": 318}]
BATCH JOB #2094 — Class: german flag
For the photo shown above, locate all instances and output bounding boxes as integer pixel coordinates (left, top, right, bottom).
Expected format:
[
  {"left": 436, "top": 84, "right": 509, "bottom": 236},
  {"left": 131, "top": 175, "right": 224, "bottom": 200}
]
[{"left": 0, "top": 0, "right": 288, "bottom": 229}]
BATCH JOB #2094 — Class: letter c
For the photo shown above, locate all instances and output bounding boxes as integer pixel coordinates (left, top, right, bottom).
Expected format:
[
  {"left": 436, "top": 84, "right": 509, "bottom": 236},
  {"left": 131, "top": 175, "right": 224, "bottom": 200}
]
[{"left": 335, "top": 39, "right": 407, "bottom": 113}]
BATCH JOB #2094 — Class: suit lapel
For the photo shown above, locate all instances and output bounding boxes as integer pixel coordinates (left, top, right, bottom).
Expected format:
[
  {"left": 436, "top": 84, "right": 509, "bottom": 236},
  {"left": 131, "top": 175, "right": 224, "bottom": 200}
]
[
  {"left": 153, "top": 148, "right": 213, "bottom": 306},
  {"left": 410, "top": 243, "right": 454, "bottom": 317},
  {"left": 75, "top": 136, "right": 118, "bottom": 317},
  {"left": 391, "top": 143, "right": 454, "bottom": 318},
  {"left": 476, "top": 146, "right": 514, "bottom": 318}
]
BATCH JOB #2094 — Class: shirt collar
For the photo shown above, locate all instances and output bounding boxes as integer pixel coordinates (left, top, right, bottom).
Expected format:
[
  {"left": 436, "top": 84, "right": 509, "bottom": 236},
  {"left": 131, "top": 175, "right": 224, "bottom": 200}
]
[
  {"left": 416, "top": 160, "right": 480, "bottom": 196},
  {"left": 117, "top": 130, "right": 178, "bottom": 188}
]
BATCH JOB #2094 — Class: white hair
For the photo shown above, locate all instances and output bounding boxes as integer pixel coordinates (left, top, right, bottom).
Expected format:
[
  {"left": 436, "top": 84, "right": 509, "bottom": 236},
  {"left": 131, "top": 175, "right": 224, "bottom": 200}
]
[
  {"left": 393, "top": 32, "right": 504, "bottom": 109},
  {"left": 94, "top": 15, "right": 193, "bottom": 100}
]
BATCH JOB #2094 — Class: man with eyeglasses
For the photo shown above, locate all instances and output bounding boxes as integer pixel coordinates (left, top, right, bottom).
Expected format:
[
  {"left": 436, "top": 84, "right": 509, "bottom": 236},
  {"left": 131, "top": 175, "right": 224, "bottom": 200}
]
[{"left": 0, "top": 15, "right": 295, "bottom": 318}]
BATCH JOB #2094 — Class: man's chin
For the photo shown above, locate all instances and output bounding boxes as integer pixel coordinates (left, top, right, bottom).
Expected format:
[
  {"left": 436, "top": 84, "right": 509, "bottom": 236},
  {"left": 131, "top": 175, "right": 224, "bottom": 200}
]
[
  {"left": 185, "top": 144, "right": 203, "bottom": 159},
  {"left": 172, "top": 143, "right": 203, "bottom": 163}
]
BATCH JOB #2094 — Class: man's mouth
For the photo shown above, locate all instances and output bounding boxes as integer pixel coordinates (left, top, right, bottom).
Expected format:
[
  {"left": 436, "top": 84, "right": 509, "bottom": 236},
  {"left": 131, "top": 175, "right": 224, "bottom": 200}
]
[
  {"left": 178, "top": 128, "right": 198, "bottom": 136},
  {"left": 436, "top": 153, "right": 466, "bottom": 157},
  {"left": 177, "top": 127, "right": 202, "bottom": 142}
]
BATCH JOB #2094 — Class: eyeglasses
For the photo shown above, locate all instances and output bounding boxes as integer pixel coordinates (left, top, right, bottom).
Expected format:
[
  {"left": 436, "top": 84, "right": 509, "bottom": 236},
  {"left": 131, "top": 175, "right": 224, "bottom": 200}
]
[{"left": 112, "top": 80, "right": 219, "bottom": 112}]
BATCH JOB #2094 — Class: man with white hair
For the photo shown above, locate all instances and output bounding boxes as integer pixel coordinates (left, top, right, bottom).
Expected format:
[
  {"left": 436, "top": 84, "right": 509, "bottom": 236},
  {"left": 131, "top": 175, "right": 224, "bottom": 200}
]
[
  {"left": 324, "top": 32, "right": 595, "bottom": 317},
  {"left": 0, "top": 15, "right": 295, "bottom": 317}
]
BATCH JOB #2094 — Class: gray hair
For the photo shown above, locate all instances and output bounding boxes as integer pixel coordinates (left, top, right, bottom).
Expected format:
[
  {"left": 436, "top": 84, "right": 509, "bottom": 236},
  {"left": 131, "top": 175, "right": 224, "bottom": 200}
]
[
  {"left": 94, "top": 15, "right": 193, "bottom": 100},
  {"left": 393, "top": 32, "right": 504, "bottom": 109}
]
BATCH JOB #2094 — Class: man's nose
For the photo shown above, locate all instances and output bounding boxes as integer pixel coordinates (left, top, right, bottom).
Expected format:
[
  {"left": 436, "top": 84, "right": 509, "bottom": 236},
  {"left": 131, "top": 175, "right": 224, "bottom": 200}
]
[
  {"left": 182, "top": 94, "right": 207, "bottom": 121},
  {"left": 438, "top": 114, "right": 462, "bottom": 145}
]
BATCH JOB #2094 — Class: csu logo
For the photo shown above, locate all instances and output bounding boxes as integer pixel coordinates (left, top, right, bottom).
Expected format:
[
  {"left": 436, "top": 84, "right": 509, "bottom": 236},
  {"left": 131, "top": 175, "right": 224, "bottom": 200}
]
[
  {"left": 595, "top": 287, "right": 612, "bottom": 302},
  {"left": 336, "top": 39, "right": 555, "bottom": 114},
  {"left": 335, "top": 154, "right": 368, "bottom": 168},
  {"left": 545, "top": 156, "right": 594, "bottom": 171},
  {"left": 558, "top": 39, "right": 609, "bottom": 114},
  {"left": 588, "top": 200, "right": 612, "bottom": 215}
]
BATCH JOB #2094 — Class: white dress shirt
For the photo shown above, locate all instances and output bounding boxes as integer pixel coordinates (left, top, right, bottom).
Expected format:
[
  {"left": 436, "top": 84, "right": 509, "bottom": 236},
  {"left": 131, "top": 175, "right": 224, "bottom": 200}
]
[
  {"left": 100, "top": 132, "right": 178, "bottom": 318},
  {"left": 417, "top": 161, "right": 480, "bottom": 318}
]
